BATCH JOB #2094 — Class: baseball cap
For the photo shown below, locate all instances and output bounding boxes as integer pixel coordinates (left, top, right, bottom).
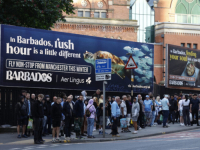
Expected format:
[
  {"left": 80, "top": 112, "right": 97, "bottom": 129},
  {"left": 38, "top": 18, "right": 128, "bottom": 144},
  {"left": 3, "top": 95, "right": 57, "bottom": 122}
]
[{"left": 146, "top": 95, "right": 149, "bottom": 98}]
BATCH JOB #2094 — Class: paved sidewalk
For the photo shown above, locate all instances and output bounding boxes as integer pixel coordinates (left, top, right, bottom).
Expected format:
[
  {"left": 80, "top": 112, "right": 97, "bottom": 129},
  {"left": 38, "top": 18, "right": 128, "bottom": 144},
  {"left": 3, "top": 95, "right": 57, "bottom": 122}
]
[{"left": 1, "top": 123, "right": 200, "bottom": 145}]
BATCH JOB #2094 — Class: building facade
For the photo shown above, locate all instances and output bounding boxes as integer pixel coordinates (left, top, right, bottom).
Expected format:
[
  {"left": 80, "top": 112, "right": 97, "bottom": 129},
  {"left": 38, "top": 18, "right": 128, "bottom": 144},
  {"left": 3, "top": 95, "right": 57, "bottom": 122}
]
[
  {"left": 52, "top": 0, "right": 138, "bottom": 42},
  {"left": 154, "top": 0, "right": 200, "bottom": 89}
]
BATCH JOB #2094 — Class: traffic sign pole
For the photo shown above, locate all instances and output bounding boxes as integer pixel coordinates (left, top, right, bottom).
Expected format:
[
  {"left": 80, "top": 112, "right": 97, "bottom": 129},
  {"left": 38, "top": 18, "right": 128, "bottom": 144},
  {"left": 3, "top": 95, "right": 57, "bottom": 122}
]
[
  {"left": 103, "top": 81, "right": 107, "bottom": 138},
  {"left": 131, "top": 69, "right": 133, "bottom": 97}
]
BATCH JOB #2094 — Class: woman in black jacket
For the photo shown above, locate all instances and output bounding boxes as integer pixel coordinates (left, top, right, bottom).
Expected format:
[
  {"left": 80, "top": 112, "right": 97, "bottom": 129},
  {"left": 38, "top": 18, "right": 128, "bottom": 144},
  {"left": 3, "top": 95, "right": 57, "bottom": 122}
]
[
  {"left": 16, "top": 96, "right": 28, "bottom": 138},
  {"left": 51, "top": 97, "right": 62, "bottom": 142}
]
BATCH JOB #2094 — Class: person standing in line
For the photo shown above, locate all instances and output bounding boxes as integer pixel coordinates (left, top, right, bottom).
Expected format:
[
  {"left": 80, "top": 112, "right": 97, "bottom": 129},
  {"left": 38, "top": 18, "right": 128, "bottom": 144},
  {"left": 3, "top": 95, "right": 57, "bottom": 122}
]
[
  {"left": 74, "top": 95, "right": 84, "bottom": 139},
  {"left": 107, "top": 96, "right": 112, "bottom": 123},
  {"left": 120, "top": 96, "right": 128, "bottom": 132},
  {"left": 125, "top": 95, "right": 131, "bottom": 129},
  {"left": 93, "top": 89, "right": 101, "bottom": 103},
  {"left": 178, "top": 98, "right": 184, "bottom": 126},
  {"left": 98, "top": 94, "right": 104, "bottom": 134},
  {"left": 190, "top": 93, "right": 200, "bottom": 126},
  {"left": 42, "top": 99, "right": 48, "bottom": 136},
  {"left": 155, "top": 96, "right": 162, "bottom": 123},
  {"left": 132, "top": 97, "right": 140, "bottom": 134},
  {"left": 168, "top": 95, "right": 177, "bottom": 124},
  {"left": 111, "top": 96, "right": 121, "bottom": 137},
  {"left": 51, "top": 97, "right": 62, "bottom": 142},
  {"left": 51, "top": 96, "right": 57, "bottom": 106},
  {"left": 161, "top": 95, "right": 170, "bottom": 128},
  {"left": 92, "top": 97, "right": 98, "bottom": 131},
  {"left": 30, "top": 93, "right": 36, "bottom": 136},
  {"left": 63, "top": 96, "right": 74, "bottom": 140},
  {"left": 86, "top": 99, "right": 96, "bottom": 138},
  {"left": 21, "top": 90, "right": 27, "bottom": 99},
  {"left": 182, "top": 95, "right": 191, "bottom": 126},
  {"left": 45, "top": 95, "right": 52, "bottom": 134},
  {"left": 32, "top": 94, "right": 44, "bottom": 144},
  {"left": 99, "top": 95, "right": 104, "bottom": 105},
  {"left": 25, "top": 93, "right": 32, "bottom": 136},
  {"left": 81, "top": 90, "right": 88, "bottom": 137},
  {"left": 144, "top": 95, "right": 153, "bottom": 126},
  {"left": 150, "top": 96, "right": 159, "bottom": 127},
  {"left": 137, "top": 94, "right": 145, "bottom": 128},
  {"left": 16, "top": 96, "right": 28, "bottom": 138}
]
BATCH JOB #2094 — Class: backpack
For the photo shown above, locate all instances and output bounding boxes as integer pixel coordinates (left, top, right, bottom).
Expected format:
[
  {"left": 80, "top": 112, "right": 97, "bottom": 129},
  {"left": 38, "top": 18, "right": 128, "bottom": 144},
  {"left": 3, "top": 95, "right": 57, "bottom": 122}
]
[{"left": 85, "top": 105, "right": 93, "bottom": 117}]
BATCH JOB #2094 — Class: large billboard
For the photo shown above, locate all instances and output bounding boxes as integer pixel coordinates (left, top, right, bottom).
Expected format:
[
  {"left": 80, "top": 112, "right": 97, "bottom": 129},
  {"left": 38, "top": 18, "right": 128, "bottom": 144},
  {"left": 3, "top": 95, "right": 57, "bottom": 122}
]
[
  {"left": 166, "top": 44, "right": 200, "bottom": 89},
  {"left": 0, "top": 25, "right": 154, "bottom": 93}
]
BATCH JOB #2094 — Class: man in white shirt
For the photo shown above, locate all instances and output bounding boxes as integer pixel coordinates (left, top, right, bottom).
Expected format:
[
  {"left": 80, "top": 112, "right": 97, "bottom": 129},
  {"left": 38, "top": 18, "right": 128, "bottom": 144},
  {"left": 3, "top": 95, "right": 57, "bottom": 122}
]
[
  {"left": 178, "top": 98, "right": 184, "bottom": 126},
  {"left": 161, "top": 95, "right": 170, "bottom": 128}
]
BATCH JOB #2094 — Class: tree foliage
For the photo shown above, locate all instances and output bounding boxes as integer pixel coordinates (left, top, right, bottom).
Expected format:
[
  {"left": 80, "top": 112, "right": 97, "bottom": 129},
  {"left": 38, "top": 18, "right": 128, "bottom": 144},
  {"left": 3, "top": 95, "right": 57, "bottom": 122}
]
[{"left": 0, "top": 0, "right": 74, "bottom": 30}]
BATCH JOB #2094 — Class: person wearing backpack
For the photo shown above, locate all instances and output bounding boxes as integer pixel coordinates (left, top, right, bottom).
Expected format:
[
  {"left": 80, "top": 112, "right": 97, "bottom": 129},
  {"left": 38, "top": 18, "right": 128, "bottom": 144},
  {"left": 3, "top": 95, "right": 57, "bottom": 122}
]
[
  {"left": 16, "top": 96, "right": 28, "bottom": 138},
  {"left": 86, "top": 99, "right": 96, "bottom": 138}
]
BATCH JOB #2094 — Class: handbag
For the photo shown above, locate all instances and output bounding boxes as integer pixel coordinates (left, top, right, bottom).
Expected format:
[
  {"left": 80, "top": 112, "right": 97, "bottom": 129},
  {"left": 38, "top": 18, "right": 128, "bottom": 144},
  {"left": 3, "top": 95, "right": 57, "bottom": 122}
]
[
  {"left": 27, "top": 118, "right": 33, "bottom": 129},
  {"left": 120, "top": 118, "right": 127, "bottom": 128},
  {"left": 74, "top": 120, "right": 81, "bottom": 132},
  {"left": 106, "top": 118, "right": 111, "bottom": 126}
]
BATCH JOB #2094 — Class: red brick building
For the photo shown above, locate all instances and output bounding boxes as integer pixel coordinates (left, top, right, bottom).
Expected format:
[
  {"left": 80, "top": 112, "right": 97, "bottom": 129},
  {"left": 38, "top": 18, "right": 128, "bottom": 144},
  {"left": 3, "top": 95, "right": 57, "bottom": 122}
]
[{"left": 52, "top": 0, "right": 138, "bottom": 41}]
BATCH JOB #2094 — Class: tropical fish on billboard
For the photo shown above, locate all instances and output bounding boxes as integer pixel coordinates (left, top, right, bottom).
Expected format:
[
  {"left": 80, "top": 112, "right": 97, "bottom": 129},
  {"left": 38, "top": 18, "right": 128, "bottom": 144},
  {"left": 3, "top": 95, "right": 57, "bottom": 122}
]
[{"left": 83, "top": 51, "right": 131, "bottom": 80}]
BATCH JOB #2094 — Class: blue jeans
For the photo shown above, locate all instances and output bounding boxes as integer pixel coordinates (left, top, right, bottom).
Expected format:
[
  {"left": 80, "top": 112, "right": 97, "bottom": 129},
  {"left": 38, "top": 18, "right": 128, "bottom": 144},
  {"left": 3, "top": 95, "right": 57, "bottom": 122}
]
[
  {"left": 87, "top": 118, "right": 94, "bottom": 136},
  {"left": 162, "top": 110, "right": 169, "bottom": 127},
  {"left": 151, "top": 111, "right": 156, "bottom": 126}
]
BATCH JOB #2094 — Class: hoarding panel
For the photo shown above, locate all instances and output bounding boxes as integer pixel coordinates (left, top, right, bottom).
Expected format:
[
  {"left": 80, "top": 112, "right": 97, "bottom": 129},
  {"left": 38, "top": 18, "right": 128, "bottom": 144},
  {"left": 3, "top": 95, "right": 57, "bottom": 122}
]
[{"left": 0, "top": 25, "right": 154, "bottom": 93}]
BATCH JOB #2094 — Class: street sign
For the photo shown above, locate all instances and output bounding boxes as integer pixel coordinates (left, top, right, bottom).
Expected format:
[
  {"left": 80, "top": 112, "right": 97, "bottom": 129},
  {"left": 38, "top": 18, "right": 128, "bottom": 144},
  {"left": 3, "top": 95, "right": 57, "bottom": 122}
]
[
  {"left": 95, "top": 59, "right": 112, "bottom": 74},
  {"left": 125, "top": 56, "right": 138, "bottom": 69},
  {"left": 96, "top": 74, "right": 111, "bottom": 81}
]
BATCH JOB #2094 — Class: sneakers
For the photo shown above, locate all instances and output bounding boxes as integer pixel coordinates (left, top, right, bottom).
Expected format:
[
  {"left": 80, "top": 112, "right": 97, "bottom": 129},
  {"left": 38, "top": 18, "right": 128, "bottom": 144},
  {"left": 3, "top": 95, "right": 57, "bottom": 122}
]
[
  {"left": 133, "top": 131, "right": 138, "bottom": 134},
  {"left": 22, "top": 134, "right": 28, "bottom": 138},
  {"left": 52, "top": 139, "right": 56, "bottom": 143},
  {"left": 93, "top": 129, "right": 96, "bottom": 132},
  {"left": 180, "top": 123, "right": 185, "bottom": 126},
  {"left": 139, "top": 127, "right": 142, "bottom": 130},
  {"left": 151, "top": 124, "right": 156, "bottom": 127},
  {"left": 65, "top": 137, "right": 70, "bottom": 141},
  {"left": 17, "top": 134, "right": 21, "bottom": 138},
  {"left": 56, "top": 138, "right": 61, "bottom": 142}
]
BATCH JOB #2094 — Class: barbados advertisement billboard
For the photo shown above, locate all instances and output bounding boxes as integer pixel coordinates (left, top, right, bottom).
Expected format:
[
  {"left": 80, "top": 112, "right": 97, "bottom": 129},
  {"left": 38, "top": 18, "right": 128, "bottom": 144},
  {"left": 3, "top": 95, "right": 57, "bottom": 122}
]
[
  {"left": 0, "top": 24, "right": 154, "bottom": 93},
  {"left": 166, "top": 44, "right": 200, "bottom": 90}
]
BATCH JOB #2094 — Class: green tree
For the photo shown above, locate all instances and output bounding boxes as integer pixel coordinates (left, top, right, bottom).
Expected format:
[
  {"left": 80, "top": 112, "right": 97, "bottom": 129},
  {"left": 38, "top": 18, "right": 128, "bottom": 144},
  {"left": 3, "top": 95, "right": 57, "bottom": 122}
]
[{"left": 0, "top": 0, "right": 74, "bottom": 30}]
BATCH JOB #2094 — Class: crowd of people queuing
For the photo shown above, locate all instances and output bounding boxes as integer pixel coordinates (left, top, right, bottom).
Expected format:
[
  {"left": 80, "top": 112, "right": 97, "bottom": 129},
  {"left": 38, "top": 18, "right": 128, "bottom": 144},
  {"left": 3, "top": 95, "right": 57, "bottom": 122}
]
[{"left": 15, "top": 90, "right": 200, "bottom": 144}]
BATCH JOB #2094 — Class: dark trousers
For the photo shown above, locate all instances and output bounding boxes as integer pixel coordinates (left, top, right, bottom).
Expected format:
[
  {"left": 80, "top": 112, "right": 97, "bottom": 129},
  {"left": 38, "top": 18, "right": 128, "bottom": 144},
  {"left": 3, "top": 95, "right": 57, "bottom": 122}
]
[
  {"left": 47, "top": 115, "right": 52, "bottom": 134},
  {"left": 192, "top": 110, "right": 199, "bottom": 125},
  {"left": 34, "top": 118, "right": 43, "bottom": 142},
  {"left": 65, "top": 118, "right": 72, "bottom": 137},
  {"left": 169, "top": 110, "right": 175, "bottom": 123},
  {"left": 162, "top": 110, "right": 169, "bottom": 127},
  {"left": 25, "top": 117, "right": 29, "bottom": 135},
  {"left": 183, "top": 106, "right": 190, "bottom": 126},
  {"left": 175, "top": 111, "right": 179, "bottom": 122},
  {"left": 112, "top": 117, "right": 118, "bottom": 135},
  {"left": 138, "top": 112, "right": 144, "bottom": 127}
]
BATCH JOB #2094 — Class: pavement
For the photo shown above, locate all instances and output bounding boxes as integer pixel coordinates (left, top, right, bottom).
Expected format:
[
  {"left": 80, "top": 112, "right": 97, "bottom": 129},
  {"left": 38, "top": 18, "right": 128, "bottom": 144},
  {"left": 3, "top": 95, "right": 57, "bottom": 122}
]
[
  {"left": 1, "top": 127, "right": 200, "bottom": 150},
  {"left": 0, "top": 123, "right": 200, "bottom": 145}
]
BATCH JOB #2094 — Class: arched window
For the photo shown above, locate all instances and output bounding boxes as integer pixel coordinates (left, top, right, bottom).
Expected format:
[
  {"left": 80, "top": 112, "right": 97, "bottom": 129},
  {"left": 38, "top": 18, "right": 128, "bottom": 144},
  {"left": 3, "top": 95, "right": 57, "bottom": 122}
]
[{"left": 175, "top": 0, "right": 200, "bottom": 24}]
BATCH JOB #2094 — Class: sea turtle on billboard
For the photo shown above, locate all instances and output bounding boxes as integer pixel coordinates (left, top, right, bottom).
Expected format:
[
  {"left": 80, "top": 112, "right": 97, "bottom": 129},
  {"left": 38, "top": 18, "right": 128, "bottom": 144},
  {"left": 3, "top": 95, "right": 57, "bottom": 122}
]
[{"left": 83, "top": 51, "right": 131, "bottom": 79}]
